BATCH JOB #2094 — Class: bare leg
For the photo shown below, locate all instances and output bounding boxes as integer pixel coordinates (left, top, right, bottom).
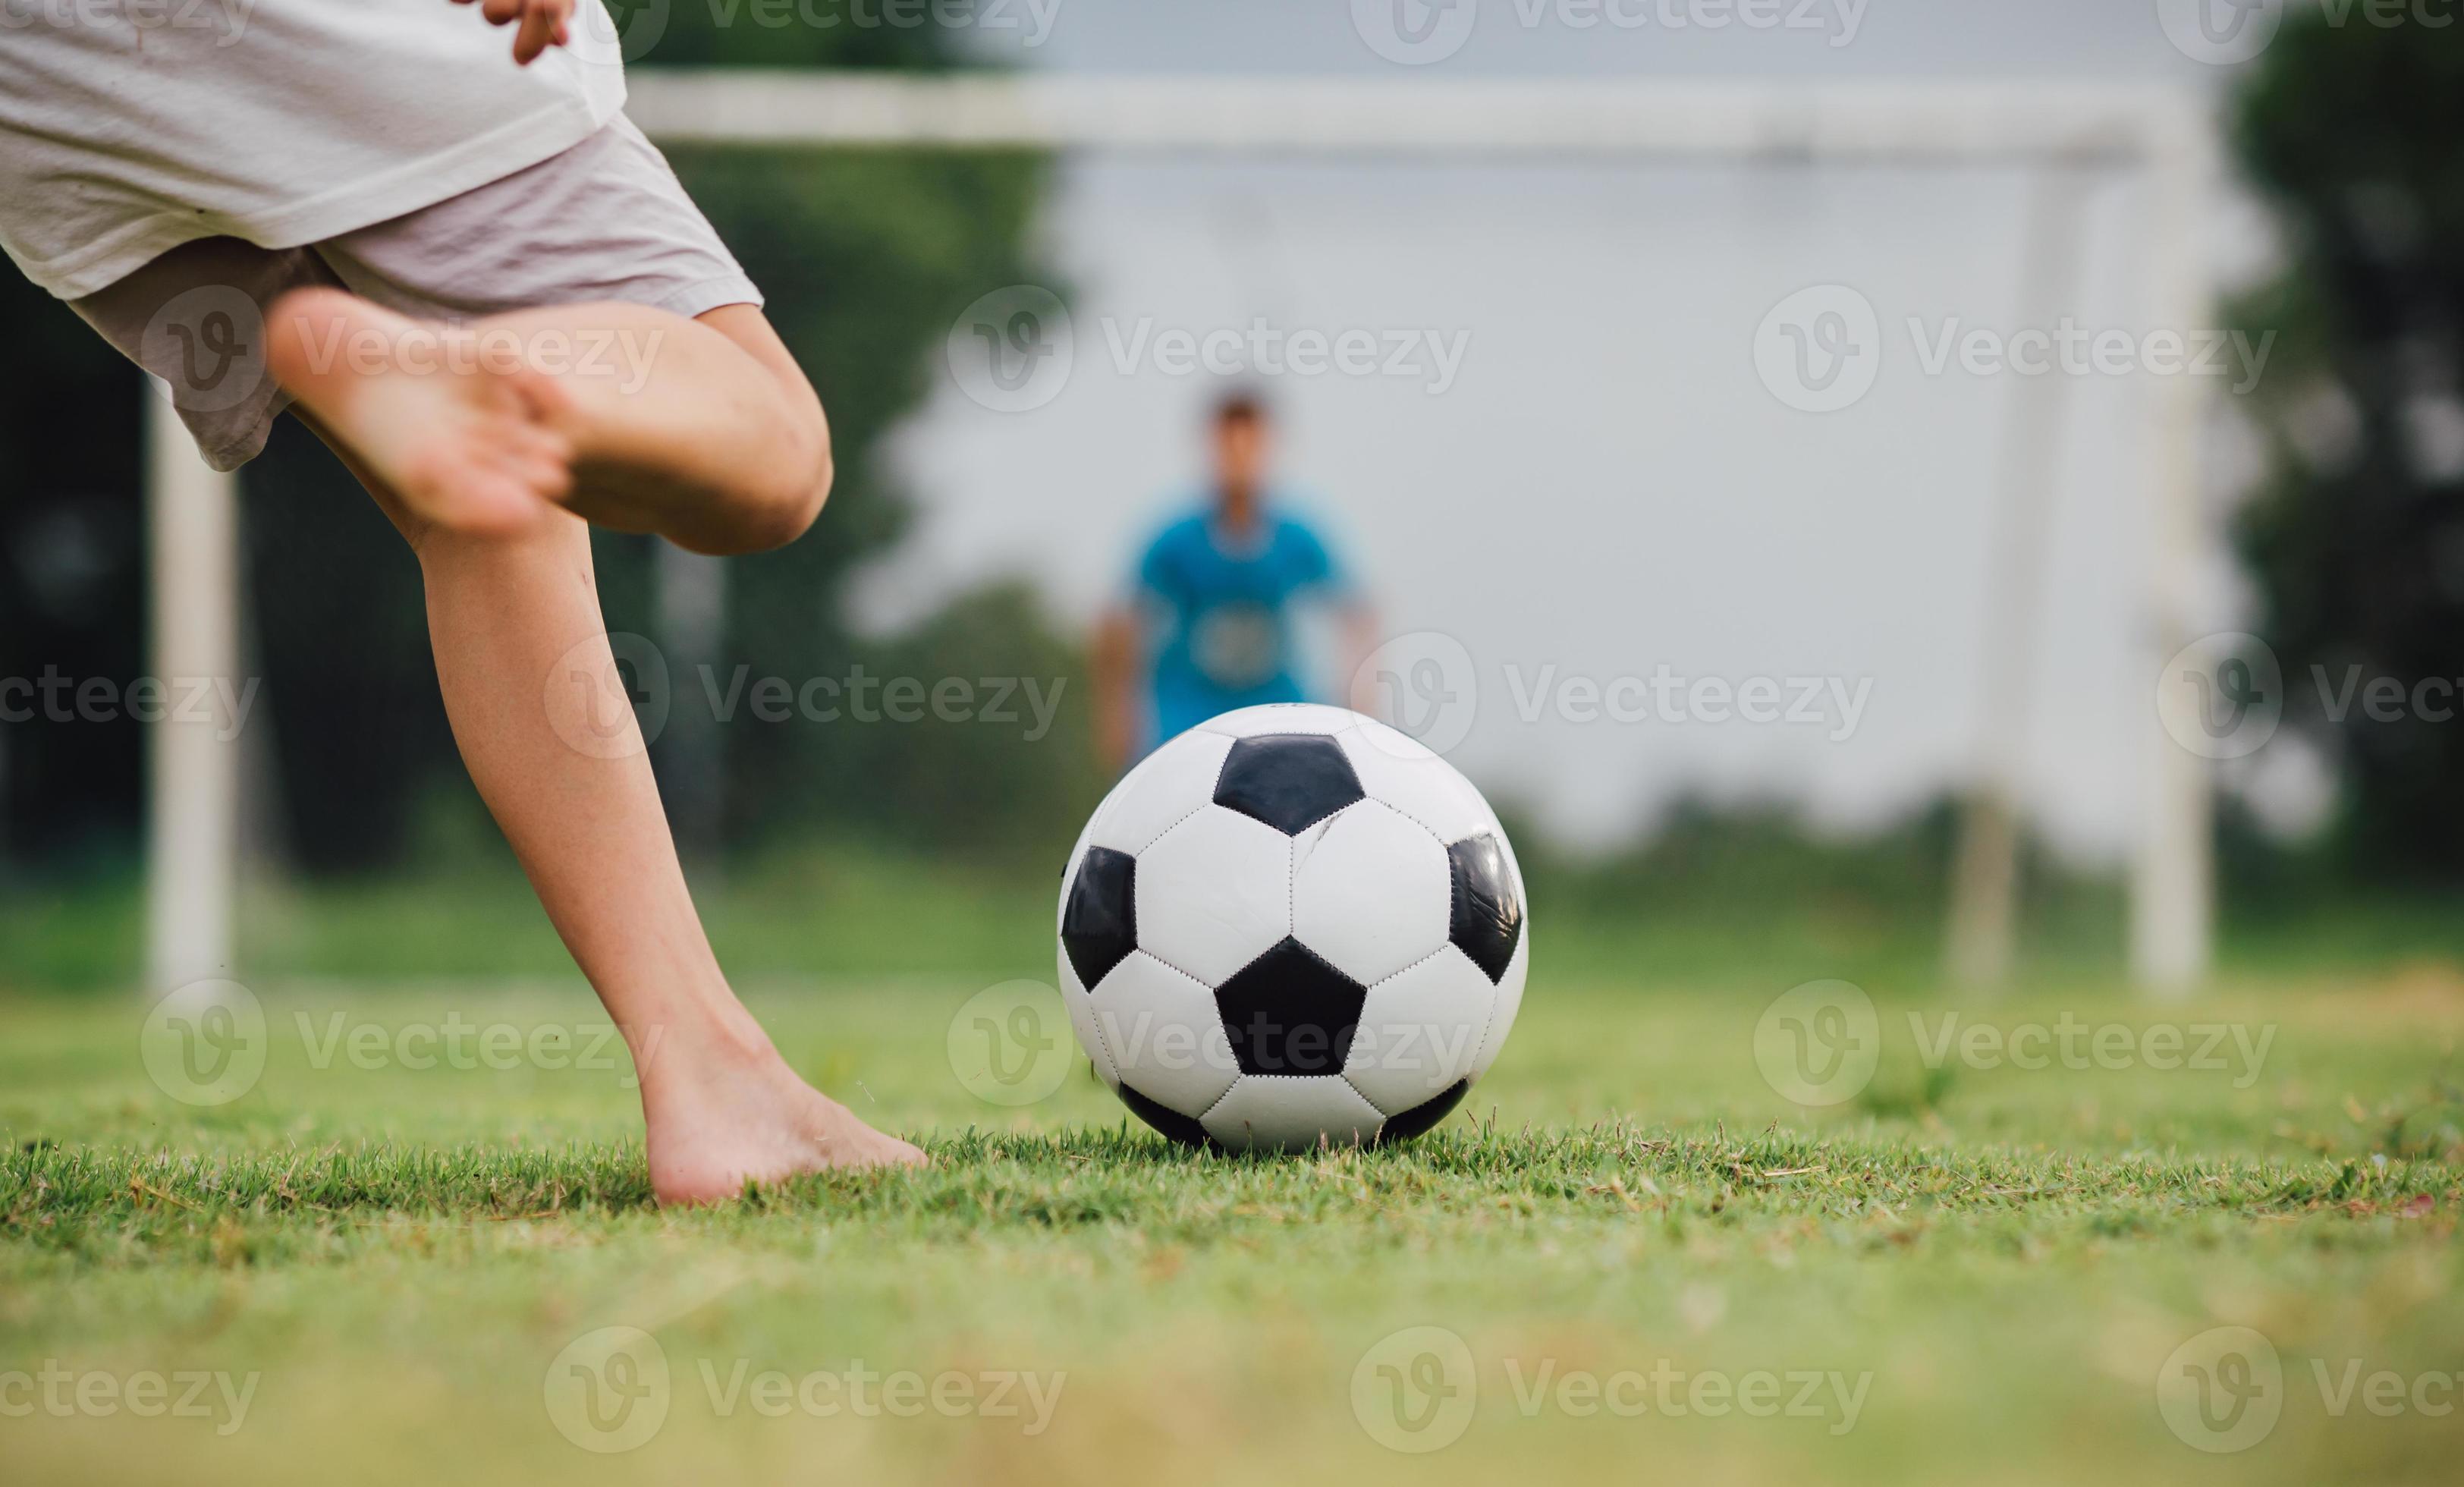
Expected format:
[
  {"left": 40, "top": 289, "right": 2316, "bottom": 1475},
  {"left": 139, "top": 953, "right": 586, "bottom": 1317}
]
[
  {"left": 300, "top": 414, "right": 923, "bottom": 1204},
  {"left": 268, "top": 289, "right": 831, "bottom": 556}
]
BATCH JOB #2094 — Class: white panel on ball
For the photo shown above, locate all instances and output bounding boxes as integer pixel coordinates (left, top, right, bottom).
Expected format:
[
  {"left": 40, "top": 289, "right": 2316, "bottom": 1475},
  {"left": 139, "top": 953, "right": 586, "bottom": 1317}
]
[
  {"left": 1133, "top": 806, "right": 1293, "bottom": 985},
  {"left": 1056, "top": 813, "right": 1095, "bottom": 935},
  {"left": 1469, "top": 931, "right": 1531, "bottom": 1082},
  {"left": 1053, "top": 945, "right": 1121, "bottom": 1089},
  {"left": 1084, "top": 950, "right": 1240, "bottom": 1117},
  {"left": 1196, "top": 703, "right": 1361, "bottom": 739},
  {"left": 1336, "top": 729, "right": 1501, "bottom": 847},
  {"left": 1291, "top": 800, "right": 1452, "bottom": 986},
  {"left": 1343, "top": 945, "right": 1498, "bottom": 1116},
  {"left": 1086, "top": 728, "right": 1236, "bottom": 856},
  {"left": 1199, "top": 1074, "right": 1386, "bottom": 1152}
]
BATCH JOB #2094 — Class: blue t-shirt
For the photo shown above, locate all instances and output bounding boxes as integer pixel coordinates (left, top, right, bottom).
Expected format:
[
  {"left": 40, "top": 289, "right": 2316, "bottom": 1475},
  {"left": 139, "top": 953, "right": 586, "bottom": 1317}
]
[{"left": 1134, "top": 501, "right": 1348, "bottom": 749}]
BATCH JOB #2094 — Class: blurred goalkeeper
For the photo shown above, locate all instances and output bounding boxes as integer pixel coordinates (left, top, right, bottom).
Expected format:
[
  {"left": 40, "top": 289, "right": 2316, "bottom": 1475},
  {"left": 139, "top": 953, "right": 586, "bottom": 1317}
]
[{"left": 1095, "top": 393, "right": 1378, "bottom": 772}]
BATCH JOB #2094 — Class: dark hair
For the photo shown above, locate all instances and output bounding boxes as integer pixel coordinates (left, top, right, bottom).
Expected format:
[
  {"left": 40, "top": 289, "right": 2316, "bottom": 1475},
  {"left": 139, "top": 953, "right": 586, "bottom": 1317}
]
[{"left": 1213, "top": 390, "right": 1268, "bottom": 427}]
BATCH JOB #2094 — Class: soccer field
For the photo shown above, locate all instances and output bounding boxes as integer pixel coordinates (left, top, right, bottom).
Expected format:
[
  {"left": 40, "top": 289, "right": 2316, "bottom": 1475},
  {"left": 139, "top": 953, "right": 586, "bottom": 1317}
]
[{"left": 5, "top": 952, "right": 2459, "bottom": 1486}]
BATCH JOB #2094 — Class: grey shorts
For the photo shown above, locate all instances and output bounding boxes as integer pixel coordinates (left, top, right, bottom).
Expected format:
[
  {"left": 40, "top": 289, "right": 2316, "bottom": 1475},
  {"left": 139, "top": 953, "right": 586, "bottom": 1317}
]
[{"left": 69, "top": 115, "right": 762, "bottom": 471}]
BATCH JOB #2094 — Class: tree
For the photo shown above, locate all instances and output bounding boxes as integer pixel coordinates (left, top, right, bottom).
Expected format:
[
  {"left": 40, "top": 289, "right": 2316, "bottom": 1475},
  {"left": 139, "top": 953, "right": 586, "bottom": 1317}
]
[
  {"left": 2, "top": 14, "right": 1075, "bottom": 872},
  {"left": 2230, "top": 14, "right": 2464, "bottom": 881}
]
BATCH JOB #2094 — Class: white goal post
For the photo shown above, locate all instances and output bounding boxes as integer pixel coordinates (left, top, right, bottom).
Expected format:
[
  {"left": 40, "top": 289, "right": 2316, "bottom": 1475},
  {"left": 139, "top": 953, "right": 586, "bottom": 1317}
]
[{"left": 143, "top": 71, "right": 2219, "bottom": 996}]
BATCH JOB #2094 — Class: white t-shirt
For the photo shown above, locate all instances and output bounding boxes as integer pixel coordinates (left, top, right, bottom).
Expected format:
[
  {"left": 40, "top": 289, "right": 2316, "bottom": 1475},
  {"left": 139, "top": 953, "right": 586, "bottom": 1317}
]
[{"left": 0, "top": 0, "right": 628, "bottom": 299}]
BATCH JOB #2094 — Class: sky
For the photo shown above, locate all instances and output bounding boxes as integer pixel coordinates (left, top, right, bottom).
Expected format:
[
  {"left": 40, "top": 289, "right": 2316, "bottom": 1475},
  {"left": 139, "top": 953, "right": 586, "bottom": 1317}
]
[{"left": 866, "top": 0, "right": 2302, "bottom": 857}]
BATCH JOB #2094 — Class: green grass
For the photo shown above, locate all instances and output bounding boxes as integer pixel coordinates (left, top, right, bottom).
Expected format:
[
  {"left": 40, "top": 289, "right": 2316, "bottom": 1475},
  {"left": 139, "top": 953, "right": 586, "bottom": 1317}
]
[{"left": 5, "top": 893, "right": 2464, "bottom": 1485}]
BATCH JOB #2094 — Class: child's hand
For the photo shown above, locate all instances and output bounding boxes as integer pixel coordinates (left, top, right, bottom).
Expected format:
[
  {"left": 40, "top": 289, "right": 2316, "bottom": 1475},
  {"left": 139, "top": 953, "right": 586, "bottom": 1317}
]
[{"left": 454, "top": 0, "right": 577, "bottom": 67}]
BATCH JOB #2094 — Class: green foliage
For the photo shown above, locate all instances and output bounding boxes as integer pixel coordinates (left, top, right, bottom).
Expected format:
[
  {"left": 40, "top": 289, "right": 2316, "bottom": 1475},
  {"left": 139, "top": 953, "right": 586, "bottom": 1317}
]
[
  {"left": 0, "top": 19, "right": 1063, "bottom": 875},
  {"left": 2228, "top": 14, "right": 2464, "bottom": 880}
]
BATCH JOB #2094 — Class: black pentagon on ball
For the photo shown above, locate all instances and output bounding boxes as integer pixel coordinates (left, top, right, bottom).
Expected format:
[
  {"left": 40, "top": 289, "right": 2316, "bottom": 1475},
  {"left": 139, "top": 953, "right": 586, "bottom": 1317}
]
[
  {"left": 1061, "top": 846, "right": 1137, "bottom": 989},
  {"left": 1447, "top": 834, "right": 1523, "bottom": 984},
  {"left": 1212, "top": 734, "right": 1366, "bottom": 835},
  {"left": 1214, "top": 937, "right": 1368, "bottom": 1076},
  {"left": 1375, "top": 1078, "right": 1472, "bottom": 1146},
  {"left": 1115, "top": 1079, "right": 1215, "bottom": 1149}
]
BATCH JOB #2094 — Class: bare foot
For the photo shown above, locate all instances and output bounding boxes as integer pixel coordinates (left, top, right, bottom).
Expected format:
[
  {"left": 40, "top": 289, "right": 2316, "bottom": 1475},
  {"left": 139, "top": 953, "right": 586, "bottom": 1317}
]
[
  {"left": 641, "top": 1038, "right": 926, "bottom": 1206},
  {"left": 266, "top": 287, "right": 575, "bottom": 537}
]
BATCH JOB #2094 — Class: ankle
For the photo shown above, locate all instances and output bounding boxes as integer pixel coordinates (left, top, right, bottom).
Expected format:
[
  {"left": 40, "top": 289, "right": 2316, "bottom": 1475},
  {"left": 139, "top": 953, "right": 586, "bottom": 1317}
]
[{"left": 629, "top": 999, "right": 781, "bottom": 1092}]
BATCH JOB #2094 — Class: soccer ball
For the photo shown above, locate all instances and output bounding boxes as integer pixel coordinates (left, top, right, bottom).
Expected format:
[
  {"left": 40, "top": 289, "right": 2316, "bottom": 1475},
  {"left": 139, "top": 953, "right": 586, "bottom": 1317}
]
[{"left": 1057, "top": 703, "right": 1528, "bottom": 1151}]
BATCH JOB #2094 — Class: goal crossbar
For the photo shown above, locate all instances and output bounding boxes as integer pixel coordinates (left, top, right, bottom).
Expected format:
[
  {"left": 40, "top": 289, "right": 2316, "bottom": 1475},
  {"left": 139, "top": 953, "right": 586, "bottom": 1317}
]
[
  {"left": 144, "top": 71, "right": 2219, "bottom": 997},
  {"left": 626, "top": 71, "right": 2198, "bottom": 163}
]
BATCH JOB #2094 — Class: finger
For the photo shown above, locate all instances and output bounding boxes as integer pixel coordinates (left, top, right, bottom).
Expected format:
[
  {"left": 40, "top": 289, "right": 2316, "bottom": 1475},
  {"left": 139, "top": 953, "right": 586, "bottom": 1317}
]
[
  {"left": 480, "top": 0, "right": 523, "bottom": 25},
  {"left": 514, "top": 1, "right": 560, "bottom": 63}
]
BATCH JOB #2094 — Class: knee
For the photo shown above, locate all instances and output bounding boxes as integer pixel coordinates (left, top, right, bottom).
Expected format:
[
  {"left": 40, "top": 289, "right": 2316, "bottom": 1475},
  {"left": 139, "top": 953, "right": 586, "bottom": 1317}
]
[{"left": 721, "top": 397, "right": 832, "bottom": 555}]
